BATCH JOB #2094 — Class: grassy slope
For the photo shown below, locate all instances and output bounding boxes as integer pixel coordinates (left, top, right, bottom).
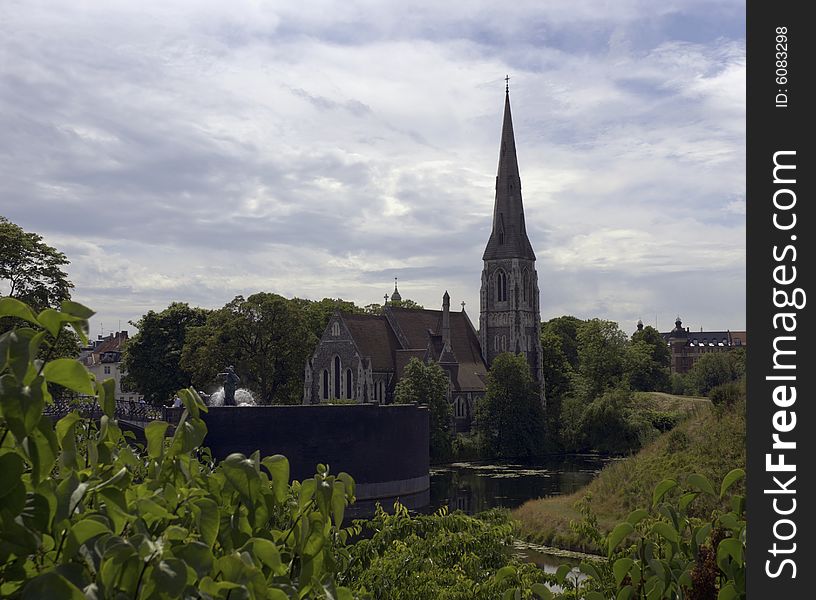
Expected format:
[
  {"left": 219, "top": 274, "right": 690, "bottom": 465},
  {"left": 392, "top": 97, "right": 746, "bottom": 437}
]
[{"left": 513, "top": 395, "right": 745, "bottom": 553}]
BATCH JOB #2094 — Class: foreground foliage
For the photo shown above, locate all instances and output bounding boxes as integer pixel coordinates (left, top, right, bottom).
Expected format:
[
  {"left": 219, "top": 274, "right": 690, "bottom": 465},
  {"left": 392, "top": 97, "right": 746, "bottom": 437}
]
[
  {"left": 0, "top": 298, "right": 358, "bottom": 598},
  {"left": 552, "top": 470, "right": 746, "bottom": 600}
]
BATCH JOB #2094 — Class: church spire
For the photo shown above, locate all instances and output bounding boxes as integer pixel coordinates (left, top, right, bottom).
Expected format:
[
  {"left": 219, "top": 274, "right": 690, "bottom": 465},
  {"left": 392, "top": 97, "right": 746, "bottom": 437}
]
[{"left": 482, "top": 83, "right": 535, "bottom": 261}]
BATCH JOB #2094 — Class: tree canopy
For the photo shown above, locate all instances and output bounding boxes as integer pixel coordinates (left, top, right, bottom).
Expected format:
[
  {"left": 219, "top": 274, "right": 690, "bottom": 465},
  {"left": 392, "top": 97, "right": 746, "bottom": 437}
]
[
  {"left": 0, "top": 216, "right": 73, "bottom": 312},
  {"left": 121, "top": 302, "right": 210, "bottom": 405},
  {"left": 181, "top": 293, "right": 312, "bottom": 405},
  {"left": 476, "top": 352, "right": 546, "bottom": 458},
  {"left": 394, "top": 357, "right": 452, "bottom": 461}
]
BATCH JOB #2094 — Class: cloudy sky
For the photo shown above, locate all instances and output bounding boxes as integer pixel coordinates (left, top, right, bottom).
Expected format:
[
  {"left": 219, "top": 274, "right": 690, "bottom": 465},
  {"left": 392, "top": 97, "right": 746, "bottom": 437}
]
[{"left": 1, "top": 0, "right": 745, "bottom": 337}]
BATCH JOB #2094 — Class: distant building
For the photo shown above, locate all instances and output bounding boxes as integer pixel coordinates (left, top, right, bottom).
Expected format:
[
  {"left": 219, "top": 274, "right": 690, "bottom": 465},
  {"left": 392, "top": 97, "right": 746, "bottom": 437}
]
[
  {"left": 647, "top": 317, "right": 747, "bottom": 375},
  {"left": 303, "top": 290, "right": 487, "bottom": 433},
  {"left": 81, "top": 331, "right": 143, "bottom": 403}
]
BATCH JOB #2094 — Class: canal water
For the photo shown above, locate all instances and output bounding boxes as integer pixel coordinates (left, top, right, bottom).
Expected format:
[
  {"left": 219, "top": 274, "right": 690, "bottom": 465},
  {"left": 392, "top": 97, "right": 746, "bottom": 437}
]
[{"left": 428, "top": 454, "right": 612, "bottom": 515}]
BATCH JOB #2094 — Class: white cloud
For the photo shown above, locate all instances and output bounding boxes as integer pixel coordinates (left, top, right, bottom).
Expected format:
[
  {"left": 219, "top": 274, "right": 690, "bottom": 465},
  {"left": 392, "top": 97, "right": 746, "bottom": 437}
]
[{"left": 0, "top": 0, "right": 745, "bottom": 334}]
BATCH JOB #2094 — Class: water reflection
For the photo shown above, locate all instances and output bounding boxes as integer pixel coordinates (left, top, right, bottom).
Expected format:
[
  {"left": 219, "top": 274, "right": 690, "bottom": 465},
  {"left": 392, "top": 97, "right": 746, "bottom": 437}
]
[{"left": 429, "top": 455, "right": 612, "bottom": 515}]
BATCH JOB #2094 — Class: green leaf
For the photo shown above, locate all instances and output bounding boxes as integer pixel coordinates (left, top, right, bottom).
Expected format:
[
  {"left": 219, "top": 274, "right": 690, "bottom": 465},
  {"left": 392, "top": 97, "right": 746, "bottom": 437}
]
[
  {"left": 0, "top": 451, "right": 26, "bottom": 498},
  {"left": 585, "top": 593, "right": 606, "bottom": 600},
  {"left": 717, "top": 538, "right": 744, "bottom": 570},
  {"left": 652, "top": 521, "right": 680, "bottom": 544},
  {"left": 0, "top": 297, "right": 39, "bottom": 325},
  {"left": 652, "top": 479, "right": 677, "bottom": 507},
  {"left": 555, "top": 564, "right": 572, "bottom": 585},
  {"left": 97, "top": 378, "right": 116, "bottom": 419},
  {"left": 678, "top": 492, "right": 699, "bottom": 513},
  {"left": 494, "top": 565, "right": 516, "bottom": 584},
  {"left": 152, "top": 558, "right": 188, "bottom": 598},
  {"left": 718, "top": 582, "right": 738, "bottom": 600},
  {"left": 192, "top": 497, "right": 219, "bottom": 548},
  {"left": 616, "top": 585, "right": 634, "bottom": 600},
  {"left": 222, "top": 453, "right": 261, "bottom": 504},
  {"left": 60, "top": 301, "right": 95, "bottom": 320},
  {"left": 579, "top": 561, "right": 601, "bottom": 580},
  {"left": 36, "top": 309, "right": 82, "bottom": 339},
  {"left": 174, "top": 541, "right": 214, "bottom": 578},
  {"left": 21, "top": 571, "right": 85, "bottom": 600},
  {"left": 331, "top": 480, "right": 346, "bottom": 527},
  {"left": 608, "top": 522, "right": 634, "bottom": 557},
  {"left": 613, "top": 558, "right": 634, "bottom": 586},
  {"left": 145, "top": 421, "right": 169, "bottom": 459},
  {"left": 243, "top": 538, "right": 284, "bottom": 574},
  {"left": 299, "top": 477, "right": 316, "bottom": 509},
  {"left": 65, "top": 518, "right": 111, "bottom": 559},
  {"left": 627, "top": 508, "right": 649, "bottom": 525},
  {"left": 530, "top": 583, "right": 553, "bottom": 600},
  {"left": 720, "top": 468, "right": 745, "bottom": 498},
  {"left": 55, "top": 411, "right": 81, "bottom": 471},
  {"left": 42, "top": 359, "right": 94, "bottom": 395},
  {"left": 261, "top": 454, "right": 290, "bottom": 504},
  {"left": 687, "top": 473, "right": 716, "bottom": 496}
]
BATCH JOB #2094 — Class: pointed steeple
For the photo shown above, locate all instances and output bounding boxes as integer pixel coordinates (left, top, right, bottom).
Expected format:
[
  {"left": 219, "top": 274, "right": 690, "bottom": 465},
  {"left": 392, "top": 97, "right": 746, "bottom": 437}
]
[{"left": 483, "top": 83, "right": 536, "bottom": 261}]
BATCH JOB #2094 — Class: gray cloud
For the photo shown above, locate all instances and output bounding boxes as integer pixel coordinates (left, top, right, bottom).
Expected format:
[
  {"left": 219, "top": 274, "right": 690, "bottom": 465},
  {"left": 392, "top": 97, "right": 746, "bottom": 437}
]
[{"left": 0, "top": 0, "right": 745, "bottom": 336}]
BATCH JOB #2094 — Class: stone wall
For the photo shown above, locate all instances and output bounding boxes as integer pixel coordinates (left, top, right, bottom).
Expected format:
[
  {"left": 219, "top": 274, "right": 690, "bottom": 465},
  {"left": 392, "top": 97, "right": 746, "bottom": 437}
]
[{"left": 202, "top": 403, "right": 430, "bottom": 507}]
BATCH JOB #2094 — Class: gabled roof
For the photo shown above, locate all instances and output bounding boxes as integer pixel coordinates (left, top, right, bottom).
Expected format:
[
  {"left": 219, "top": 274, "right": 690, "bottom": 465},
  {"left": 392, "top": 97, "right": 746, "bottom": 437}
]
[{"left": 341, "top": 313, "right": 400, "bottom": 372}]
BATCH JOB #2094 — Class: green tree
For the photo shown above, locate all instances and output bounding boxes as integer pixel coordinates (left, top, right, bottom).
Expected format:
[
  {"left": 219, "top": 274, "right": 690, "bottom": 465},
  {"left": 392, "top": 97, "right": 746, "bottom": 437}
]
[
  {"left": 298, "top": 297, "right": 363, "bottom": 340},
  {"left": 542, "top": 315, "right": 583, "bottom": 370},
  {"left": 476, "top": 352, "right": 546, "bottom": 458},
  {"left": 0, "top": 216, "right": 73, "bottom": 312},
  {"left": 181, "top": 293, "right": 311, "bottom": 405},
  {"left": 394, "top": 357, "right": 453, "bottom": 461},
  {"left": 121, "top": 302, "right": 210, "bottom": 405},
  {"left": 626, "top": 325, "right": 671, "bottom": 392},
  {"left": 685, "top": 351, "right": 743, "bottom": 396},
  {"left": 575, "top": 319, "right": 628, "bottom": 400},
  {"left": 363, "top": 298, "right": 424, "bottom": 315}
]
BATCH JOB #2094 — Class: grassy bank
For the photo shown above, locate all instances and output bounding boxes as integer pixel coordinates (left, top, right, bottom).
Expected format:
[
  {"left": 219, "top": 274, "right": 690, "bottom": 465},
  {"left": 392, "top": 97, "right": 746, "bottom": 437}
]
[{"left": 513, "top": 395, "right": 745, "bottom": 553}]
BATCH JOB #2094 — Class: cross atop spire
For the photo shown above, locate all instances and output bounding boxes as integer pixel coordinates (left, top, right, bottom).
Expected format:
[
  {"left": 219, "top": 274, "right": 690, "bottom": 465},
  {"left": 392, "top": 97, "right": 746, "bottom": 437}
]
[{"left": 505, "top": 74, "right": 509, "bottom": 93}]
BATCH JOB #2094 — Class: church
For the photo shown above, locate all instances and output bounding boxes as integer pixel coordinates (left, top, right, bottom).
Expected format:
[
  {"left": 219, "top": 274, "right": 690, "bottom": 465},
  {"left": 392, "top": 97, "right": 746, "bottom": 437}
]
[{"left": 303, "top": 83, "right": 544, "bottom": 431}]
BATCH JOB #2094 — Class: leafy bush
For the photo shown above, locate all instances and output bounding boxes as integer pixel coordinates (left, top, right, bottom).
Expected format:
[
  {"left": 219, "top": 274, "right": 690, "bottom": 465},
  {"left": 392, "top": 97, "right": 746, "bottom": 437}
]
[
  {"left": 342, "top": 505, "right": 549, "bottom": 600},
  {"left": 552, "top": 471, "right": 746, "bottom": 600},
  {"left": 0, "top": 298, "right": 358, "bottom": 599},
  {"left": 708, "top": 381, "right": 744, "bottom": 408}
]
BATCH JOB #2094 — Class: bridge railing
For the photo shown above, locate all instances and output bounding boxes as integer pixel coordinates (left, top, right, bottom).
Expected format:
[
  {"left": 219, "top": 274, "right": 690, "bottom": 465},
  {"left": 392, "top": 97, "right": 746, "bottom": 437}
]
[{"left": 43, "top": 398, "right": 183, "bottom": 425}]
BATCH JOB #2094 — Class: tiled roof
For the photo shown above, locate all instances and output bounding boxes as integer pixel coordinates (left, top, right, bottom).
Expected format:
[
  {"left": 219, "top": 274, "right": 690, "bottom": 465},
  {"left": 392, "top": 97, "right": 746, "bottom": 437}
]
[{"left": 341, "top": 313, "right": 399, "bottom": 372}]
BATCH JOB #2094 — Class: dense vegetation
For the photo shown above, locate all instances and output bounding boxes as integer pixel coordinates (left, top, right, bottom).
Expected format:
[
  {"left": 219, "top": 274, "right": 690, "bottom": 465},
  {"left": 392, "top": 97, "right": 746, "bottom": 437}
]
[
  {"left": 1, "top": 292, "right": 747, "bottom": 599},
  {"left": 540, "top": 316, "right": 745, "bottom": 456},
  {"left": 514, "top": 390, "right": 745, "bottom": 554}
]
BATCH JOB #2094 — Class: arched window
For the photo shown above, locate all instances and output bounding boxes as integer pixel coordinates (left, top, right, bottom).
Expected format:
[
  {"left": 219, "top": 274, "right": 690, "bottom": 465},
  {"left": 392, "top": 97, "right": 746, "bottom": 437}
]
[
  {"left": 496, "top": 270, "right": 507, "bottom": 302},
  {"left": 322, "top": 370, "right": 329, "bottom": 400},
  {"left": 334, "top": 356, "right": 341, "bottom": 399},
  {"left": 498, "top": 214, "right": 505, "bottom": 245},
  {"left": 494, "top": 335, "right": 499, "bottom": 352},
  {"left": 522, "top": 268, "right": 529, "bottom": 302},
  {"left": 331, "top": 322, "right": 340, "bottom": 336},
  {"left": 346, "top": 369, "right": 353, "bottom": 399},
  {"left": 501, "top": 335, "right": 507, "bottom": 351}
]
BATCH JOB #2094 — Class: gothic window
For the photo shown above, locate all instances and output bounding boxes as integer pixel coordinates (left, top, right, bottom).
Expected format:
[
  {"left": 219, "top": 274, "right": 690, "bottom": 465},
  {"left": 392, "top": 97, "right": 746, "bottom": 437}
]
[
  {"left": 331, "top": 322, "right": 340, "bottom": 336},
  {"left": 334, "top": 356, "right": 341, "bottom": 399},
  {"left": 322, "top": 370, "right": 329, "bottom": 400},
  {"left": 522, "top": 268, "right": 529, "bottom": 303},
  {"left": 346, "top": 369, "right": 353, "bottom": 399},
  {"left": 496, "top": 270, "right": 507, "bottom": 302},
  {"left": 494, "top": 335, "right": 499, "bottom": 352},
  {"left": 501, "top": 335, "right": 507, "bottom": 351},
  {"left": 498, "top": 214, "right": 505, "bottom": 245}
]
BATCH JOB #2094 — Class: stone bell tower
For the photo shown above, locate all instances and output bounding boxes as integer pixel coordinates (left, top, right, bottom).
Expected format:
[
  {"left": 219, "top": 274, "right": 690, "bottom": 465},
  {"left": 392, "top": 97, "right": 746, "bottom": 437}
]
[{"left": 479, "top": 80, "right": 544, "bottom": 397}]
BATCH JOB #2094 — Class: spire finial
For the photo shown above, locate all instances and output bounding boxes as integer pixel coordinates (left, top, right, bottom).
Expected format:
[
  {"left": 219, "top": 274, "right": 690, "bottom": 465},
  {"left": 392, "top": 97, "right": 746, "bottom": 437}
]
[{"left": 505, "top": 74, "right": 509, "bottom": 93}]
